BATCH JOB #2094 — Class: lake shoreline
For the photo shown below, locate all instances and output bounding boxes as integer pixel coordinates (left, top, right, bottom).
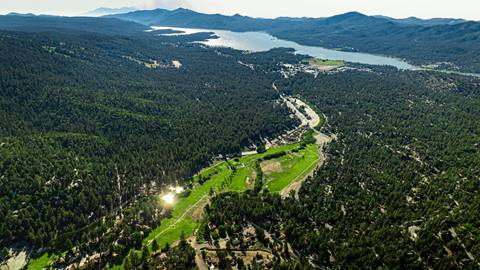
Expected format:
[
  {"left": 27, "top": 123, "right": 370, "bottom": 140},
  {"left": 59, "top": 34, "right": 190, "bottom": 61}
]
[
  {"left": 151, "top": 26, "right": 480, "bottom": 77},
  {"left": 151, "top": 26, "right": 417, "bottom": 70}
]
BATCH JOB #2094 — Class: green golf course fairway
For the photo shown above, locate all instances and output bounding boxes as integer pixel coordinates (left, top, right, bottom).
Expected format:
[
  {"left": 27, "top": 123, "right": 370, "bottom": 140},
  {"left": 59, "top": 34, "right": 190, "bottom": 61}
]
[
  {"left": 32, "top": 139, "right": 321, "bottom": 270},
  {"left": 263, "top": 143, "right": 318, "bottom": 192},
  {"left": 27, "top": 253, "right": 57, "bottom": 270},
  {"left": 143, "top": 142, "right": 319, "bottom": 250}
]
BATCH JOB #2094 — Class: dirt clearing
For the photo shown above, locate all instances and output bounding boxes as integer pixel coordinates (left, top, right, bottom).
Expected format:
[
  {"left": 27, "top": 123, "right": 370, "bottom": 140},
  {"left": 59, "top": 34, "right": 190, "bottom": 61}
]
[{"left": 260, "top": 160, "right": 282, "bottom": 174}]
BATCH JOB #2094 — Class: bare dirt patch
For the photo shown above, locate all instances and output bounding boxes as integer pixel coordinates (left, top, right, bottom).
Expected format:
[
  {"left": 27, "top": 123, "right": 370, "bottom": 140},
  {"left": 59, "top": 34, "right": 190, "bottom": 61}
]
[
  {"left": 172, "top": 60, "right": 182, "bottom": 69},
  {"left": 314, "top": 133, "right": 333, "bottom": 145},
  {"left": 191, "top": 196, "right": 210, "bottom": 220},
  {"left": 245, "top": 171, "right": 256, "bottom": 188},
  {"left": 1, "top": 250, "right": 27, "bottom": 270},
  {"left": 202, "top": 250, "right": 273, "bottom": 268},
  {"left": 260, "top": 160, "right": 282, "bottom": 175},
  {"left": 280, "top": 131, "right": 334, "bottom": 199},
  {"left": 408, "top": 226, "right": 420, "bottom": 240},
  {"left": 280, "top": 180, "right": 302, "bottom": 199}
]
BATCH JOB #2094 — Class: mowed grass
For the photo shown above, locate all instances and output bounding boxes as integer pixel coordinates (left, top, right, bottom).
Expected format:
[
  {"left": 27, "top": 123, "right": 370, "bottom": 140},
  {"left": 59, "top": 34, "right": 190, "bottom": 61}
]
[
  {"left": 93, "top": 142, "right": 320, "bottom": 269},
  {"left": 149, "top": 216, "right": 198, "bottom": 249},
  {"left": 308, "top": 58, "right": 344, "bottom": 67},
  {"left": 240, "top": 143, "right": 300, "bottom": 165},
  {"left": 229, "top": 166, "right": 251, "bottom": 191},
  {"left": 144, "top": 162, "right": 232, "bottom": 248},
  {"left": 144, "top": 142, "right": 314, "bottom": 249},
  {"left": 31, "top": 143, "right": 320, "bottom": 270},
  {"left": 27, "top": 253, "right": 56, "bottom": 270},
  {"left": 264, "top": 144, "right": 319, "bottom": 192}
]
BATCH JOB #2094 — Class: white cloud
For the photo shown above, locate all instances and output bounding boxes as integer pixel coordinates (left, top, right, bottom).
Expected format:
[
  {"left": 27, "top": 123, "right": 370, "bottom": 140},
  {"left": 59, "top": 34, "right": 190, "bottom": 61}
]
[{"left": 138, "top": 0, "right": 192, "bottom": 9}]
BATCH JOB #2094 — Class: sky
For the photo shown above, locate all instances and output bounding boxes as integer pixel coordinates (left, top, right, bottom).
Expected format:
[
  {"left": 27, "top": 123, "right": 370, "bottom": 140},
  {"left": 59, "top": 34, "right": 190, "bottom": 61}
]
[{"left": 1, "top": 0, "right": 479, "bottom": 20}]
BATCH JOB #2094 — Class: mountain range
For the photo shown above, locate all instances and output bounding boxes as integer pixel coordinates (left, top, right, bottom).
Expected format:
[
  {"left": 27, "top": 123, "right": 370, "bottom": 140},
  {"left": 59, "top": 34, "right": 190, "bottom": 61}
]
[
  {"left": 374, "top": 15, "right": 466, "bottom": 26},
  {"left": 0, "top": 13, "right": 147, "bottom": 35},
  {"left": 0, "top": 9, "right": 478, "bottom": 73},
  {"left": 1, "top": 6, "right": 480, "bottom": 270},
  {"left": 107, "top": 8, "right": 469, "bottom": 28},
  {"left": 107, "top": 8, "right": 480, "bottom": 73},
  {"left": 85, "top": 7, "right": 137, "bottom": 17}
]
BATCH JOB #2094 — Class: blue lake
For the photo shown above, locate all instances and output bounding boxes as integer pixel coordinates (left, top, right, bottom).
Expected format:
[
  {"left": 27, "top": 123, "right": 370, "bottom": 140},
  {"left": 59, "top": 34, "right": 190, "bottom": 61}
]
[{"left": 152, "top": 26, "right": 419, "bottom": 70}]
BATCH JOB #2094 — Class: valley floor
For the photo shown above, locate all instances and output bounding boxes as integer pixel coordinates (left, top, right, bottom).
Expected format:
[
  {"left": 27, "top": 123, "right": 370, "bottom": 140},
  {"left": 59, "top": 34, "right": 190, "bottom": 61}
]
[
  {"left": 133, "top": 96, "right": 332, "bottom": 269},
  {"left": 26, "top": 95, "right": 332, "bottom": 270}
]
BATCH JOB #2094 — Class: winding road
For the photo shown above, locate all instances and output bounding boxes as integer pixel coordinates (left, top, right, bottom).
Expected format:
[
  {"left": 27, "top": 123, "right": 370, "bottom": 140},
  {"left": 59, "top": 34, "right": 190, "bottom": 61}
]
[{"left": 279, "top": 95, "right": 334, "bottom": 198}]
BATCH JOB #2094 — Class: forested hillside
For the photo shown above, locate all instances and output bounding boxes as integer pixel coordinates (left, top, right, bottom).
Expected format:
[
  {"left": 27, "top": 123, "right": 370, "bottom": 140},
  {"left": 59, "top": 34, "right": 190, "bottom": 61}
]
[
  {"left": 0, "top": 14, "right": 148, "bottom": 35},
  {"left": 110, "top": 8, "right": 480, "bottom": 73},
  {"left": 375, "top": 15, "right": 466, "bottom": 26},
  {"left": 0, "top": 28, "right": 298, "bottom": 250},
  {"left": 1, "top": 10, "right": 479, "bottom": 270},
  {"left": 270, "top": 14, "right": 480, "bottom": 73},
  {"left": 203, "top": 67, "right": 480, "bottom": 268}
]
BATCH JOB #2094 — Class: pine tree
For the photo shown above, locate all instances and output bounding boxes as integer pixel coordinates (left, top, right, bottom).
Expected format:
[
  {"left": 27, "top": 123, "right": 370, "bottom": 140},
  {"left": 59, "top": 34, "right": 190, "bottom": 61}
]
[{"left": 152, "top": 240, "right": 159, "bottom": 251}]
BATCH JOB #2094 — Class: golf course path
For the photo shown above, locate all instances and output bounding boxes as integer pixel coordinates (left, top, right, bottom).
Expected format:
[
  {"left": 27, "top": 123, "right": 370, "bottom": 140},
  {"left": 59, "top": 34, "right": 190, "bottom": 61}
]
[{"left": 148, "top": 194, "right": 209, "bottom": 245}]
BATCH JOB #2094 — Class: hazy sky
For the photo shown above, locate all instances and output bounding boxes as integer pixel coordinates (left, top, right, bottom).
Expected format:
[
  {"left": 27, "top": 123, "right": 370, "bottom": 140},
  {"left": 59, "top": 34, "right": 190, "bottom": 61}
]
[{"left": 1, "top": 0, "right": 479, "bottom": 20}]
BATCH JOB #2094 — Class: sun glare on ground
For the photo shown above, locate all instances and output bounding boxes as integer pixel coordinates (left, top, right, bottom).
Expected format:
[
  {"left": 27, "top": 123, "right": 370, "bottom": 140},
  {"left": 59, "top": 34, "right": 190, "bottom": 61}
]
[
  {"left": 160, "top": 186, "right": 184, "bottom": 205},
  {"left": 161, "top": 193, "right": 175, "bottom": 205}
]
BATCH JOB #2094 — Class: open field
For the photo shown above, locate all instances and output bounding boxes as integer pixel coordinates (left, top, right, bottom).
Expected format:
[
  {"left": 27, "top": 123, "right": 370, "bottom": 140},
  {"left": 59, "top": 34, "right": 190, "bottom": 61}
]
[
  {"left": 308, "top": 58, "right": 344, "bottom": 67},
  {"left": 27, "top": 253, "right": 57, "bottom": 270},
  {"left": 31, "top": 144, "right": 323, "bottom": 270},
  {"left": 263, "top": 143, "right": 319, "bottom": 192},
  {"left": 143, "top": 163, "right": 231, "bottom": 247},
  {"left": 308, "top": 58, "right": 344, "bottom": 71},
  {"left": 106, "top": 140, "right": 320, "bottom": 269},
  {"left": 144, "top": 142, "right": 316, "bottom": 248},
  {"left": 27, "top": 96, "right": 326, "bottom": 270},
  {"left": 229, "top": 166, "right": 251, "bottom": 191},
  {"left": 30, "top": 140, "right": 318, "bottom": 270}
]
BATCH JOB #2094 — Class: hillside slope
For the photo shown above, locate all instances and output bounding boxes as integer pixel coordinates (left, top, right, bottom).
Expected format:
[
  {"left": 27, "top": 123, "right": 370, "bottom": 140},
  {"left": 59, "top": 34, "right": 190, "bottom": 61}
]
[
  {"left": 0, "top": 20, "right": 299, "bottom": 254},
  {"left": 109, "top": 8, "right": 480, "bottom": 72},
  {"left": 0, "top": 14, "right": 148, "bottom": 35}
]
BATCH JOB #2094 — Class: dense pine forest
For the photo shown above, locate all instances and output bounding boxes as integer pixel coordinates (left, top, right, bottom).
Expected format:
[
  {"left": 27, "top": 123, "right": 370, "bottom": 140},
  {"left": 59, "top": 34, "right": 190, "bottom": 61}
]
[
  {"left": 1, "top": 13, "right": 479, "bottom": 270},
  {"left": 110, "top": 8, "right": 480, "bottom": 73},
  {"left": 203, "top": 67, "right": 480, "bottom": 269},
  {"left": 0, "top": 28, "right": 299, "bottom": 251}
]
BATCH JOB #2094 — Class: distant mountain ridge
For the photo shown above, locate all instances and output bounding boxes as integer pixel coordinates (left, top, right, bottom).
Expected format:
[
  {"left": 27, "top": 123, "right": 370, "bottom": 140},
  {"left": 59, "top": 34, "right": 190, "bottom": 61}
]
[
  {"left": 0, "top": 13, "right": 148, "bottom": 35},
  {"left": 86, "top": 7, "right": 137, "bottom": 17},
  {"left": 105, "top": 8, "right": 289, "bottom": 31},
  {"left": 6, "top": 12, "right": 37, "bottom": 17},
  {"left": 107, "top": 8, "right": 471, "bottom": 29},
  {"left": 375, "top": 15, "right": 466, "bottom": 26},
  {"left": 0, "top": 10, "right": 478, "bottom": 72},
  {"left": 108, "top": 8, "right": 480, "bottom": 73}
]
